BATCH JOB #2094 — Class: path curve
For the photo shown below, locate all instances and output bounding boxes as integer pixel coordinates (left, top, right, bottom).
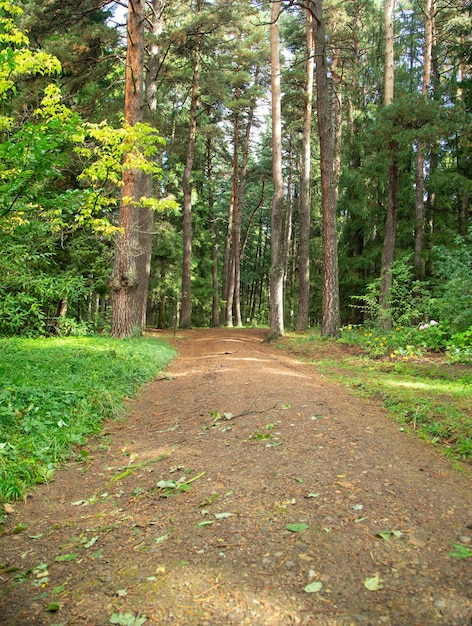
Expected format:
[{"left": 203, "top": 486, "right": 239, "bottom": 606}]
[{"left": 0, "top": 328, "right": 471, "bottom": 625}]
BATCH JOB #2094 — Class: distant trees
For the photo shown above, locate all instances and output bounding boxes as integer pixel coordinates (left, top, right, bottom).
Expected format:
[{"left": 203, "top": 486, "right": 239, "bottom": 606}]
[{"left": 0, "top": 0, "right": 470, "bottom": 338}]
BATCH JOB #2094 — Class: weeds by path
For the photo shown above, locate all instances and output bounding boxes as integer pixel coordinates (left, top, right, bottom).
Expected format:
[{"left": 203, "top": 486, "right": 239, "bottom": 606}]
[
  {"left": 277, "top": 332, "right": 472, "bottom": 464},
  {"left": 0, "top": 336, "right": 175, "bottom": 503}
]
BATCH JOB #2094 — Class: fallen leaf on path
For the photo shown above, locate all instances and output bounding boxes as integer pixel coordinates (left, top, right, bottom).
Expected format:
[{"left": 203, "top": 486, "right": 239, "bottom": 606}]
[
  {"left": 286, "top": 523, "right": 310, "bottom": 533},
  {"left": 364, "top": 575, "right": 383, "bottom": 591}
]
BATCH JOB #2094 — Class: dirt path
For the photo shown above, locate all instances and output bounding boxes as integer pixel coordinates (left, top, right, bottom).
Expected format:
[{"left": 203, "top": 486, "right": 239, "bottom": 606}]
[{"left": 1, "top": 328, "right": 471, "bottom": 626}]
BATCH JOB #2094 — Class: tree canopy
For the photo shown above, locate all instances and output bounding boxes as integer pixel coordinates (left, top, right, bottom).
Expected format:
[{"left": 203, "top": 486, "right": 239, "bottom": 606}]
[{"left": 0, "top": 0, "right": 470, "bottom": 343}]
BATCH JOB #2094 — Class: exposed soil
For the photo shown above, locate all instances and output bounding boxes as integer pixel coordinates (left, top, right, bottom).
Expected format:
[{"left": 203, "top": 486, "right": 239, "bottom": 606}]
[{"left": 1, "top": 328, "right": 471, "bottom": 626}]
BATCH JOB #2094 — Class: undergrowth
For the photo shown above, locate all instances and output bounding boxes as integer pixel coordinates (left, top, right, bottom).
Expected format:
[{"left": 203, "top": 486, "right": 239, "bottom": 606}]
[
  {"left": 277, "top": 330, "right": 472, "bottom": 463},
  {"left": 0, "top": 336, "right": 175, "bottom": 504}
]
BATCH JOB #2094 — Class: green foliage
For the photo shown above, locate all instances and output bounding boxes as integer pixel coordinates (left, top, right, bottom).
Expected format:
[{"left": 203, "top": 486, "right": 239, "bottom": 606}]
[
  {"left": 0, "top": 0, "right": 61, "bottom": 130},
  {"left": 351, "top": 257, "right": 429, "bottom": 327},
  {"left": 429, "top": 234, "right": 472, "bottom": 333},
  {"left": 0, "top": 335, "right": 175, "bottom": 502}
]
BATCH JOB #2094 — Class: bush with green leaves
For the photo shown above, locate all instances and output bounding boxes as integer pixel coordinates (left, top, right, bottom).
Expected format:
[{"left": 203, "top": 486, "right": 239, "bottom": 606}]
[
  {"left": 351, "top": 256, "right": 430, "bottom": 328},
  {"left": 429, "top": 232, "right": 472, "bottom": 334}
]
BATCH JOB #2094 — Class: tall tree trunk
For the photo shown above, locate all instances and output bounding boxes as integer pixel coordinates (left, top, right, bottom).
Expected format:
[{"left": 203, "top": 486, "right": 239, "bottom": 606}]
[
  {"left": 180, "top": 0, "right": 201, "bottom": 329},
  {"left": 139, "top": 0, "right": 163, "bottom": 328},
  {"left": 414, "top": 0, "right": 433, "bottom": 278},
  {"left": 233, "top": 72, "right": 259, "bottom": 328},
  {"left": 378, "top": 0, "right": 397, "bottom": 330},
  {"left": 296, "top": 7, "right": 314, "bottom": 331},
  {"left": 111, "top": 0, "right": 145, "bottom": 338},
  {"left": 312, "top": 0, "right": 340, "bottom": 338},
  {"left": 269, "top": 0, "right": 285, "bottom": 339},
  {"left": 206, "top": 135, "right": 219, "bottom": 327},
  {"left": 225, "top": 110, "right": 239, "bottom": 327},
  {"left": 222, "top": 188, "right": 234, "bottom": 322}
]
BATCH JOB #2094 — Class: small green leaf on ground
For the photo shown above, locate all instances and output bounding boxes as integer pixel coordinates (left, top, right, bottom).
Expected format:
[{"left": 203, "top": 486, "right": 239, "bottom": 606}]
[
  {"left": 51, "top": 582, "right": 68, "bottom": 595},
  {"left": 307, "top": 493, "right": 320, "bottom": 498},
  {"left": 377, "top": 529, "right": 402, "bottom": 541},
  {"left": 45, "top": 602, "right": 60, "bottom": 612},
  {"left": 304, "top": 581, "right": 322, "bottom": 593},
  {"left": 155, "top": 533, "right": 170, "bottom": 544},
  {"left": 91, "top": 549, "right": 103, "bottom": 559},
  {"left": 286, "top": 523, "right": 310, "bottom": 533},
  {"left": 214, "top": 512, "right": 235, "bottom": 519},
  {"left": 12, "top": 523, "right": 28, "bottom": 534},
  {"left": 197, "top": 520, "right": 214, "bottom": 527},
  {"left": 84, "top": 536, "right": 98, "bottom": 548},
  {"left": 55, "top": 553, "right": 79, "bottom": 562},
  {"left": 364, "top": 575, "right": 383, "bottom": 591},
  {"left": 448, "top": 544, "right": 472, "bottom": 559},
  {"left": 199, "top": 493, "right": 219, "bottom": 507}
]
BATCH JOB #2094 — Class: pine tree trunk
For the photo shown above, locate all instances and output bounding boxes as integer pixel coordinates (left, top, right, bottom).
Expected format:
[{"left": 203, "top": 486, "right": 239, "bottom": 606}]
[
  {"left": 296, "top": 8, "right": 314, "bottom": 331},
  {"left": 312, "top": 0, "right": 340, "bottom": 338},
  {"left": 414, "top": 0, "right": 433, "bottom": 278},
  {"left": 111, "top": 0, "right": 145, "bottom": 338},
  {"left": 180, "top": 2, "right": 201, "bottom": 329},
  {"left": 206, "top": 136, "right": 220, "bottom": 327},
  {"left": 269, "top": 0, "right": 285, "bottom": 339},
  {"left": 378, "top": 0, "right": 397, "bottom": 330},
  {"left": 225, "top": 112, "right": 239, "bottom": 327},
  {"left": 379, "top": 149, "right": 398, "bottom": 329}
]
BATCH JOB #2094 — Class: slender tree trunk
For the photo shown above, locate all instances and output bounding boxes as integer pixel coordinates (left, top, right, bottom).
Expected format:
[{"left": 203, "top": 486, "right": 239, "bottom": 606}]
[
  {"left": 225, "top": 111, "right": 239, "bottom": 327},
  {"left": 269, "top": 0, "right": 285, "bottom": 339},
  {"left": 233, "top": 71, "right": 259, "bottom": 328},
  {"left": 206, "top": 136, "right": 219, "bottom": 327},
  {"left": 222, "top": 190, "right": 234, "bottom": 322},
  {"left": 296, "top": 8, "right": 314, "bottom": 331},
  {"left": 458, "top": 36, "right": 469, "bottom": 238},
  {"left": 111, "top": 0, "right": 145, "bottom": 338},
  {"left": 138, "top": 0, "right": 164, "bottom": 328},
  {"left": 378, "top": 0, "right": 397, "bottom": 330},
  {"left": 414, "top": 0, "right": 433, "bottom": 278},
  {"left": 180, "top": 0, "right": 201, "bottom": 329},
  {"left": 312, "top": 0, "right": 340, "bottom": 338}
]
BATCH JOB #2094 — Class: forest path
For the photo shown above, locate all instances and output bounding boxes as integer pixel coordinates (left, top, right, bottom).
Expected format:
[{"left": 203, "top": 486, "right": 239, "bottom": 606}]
[{"left": 0, "top": 328, "right": 471, "bottom": 625}]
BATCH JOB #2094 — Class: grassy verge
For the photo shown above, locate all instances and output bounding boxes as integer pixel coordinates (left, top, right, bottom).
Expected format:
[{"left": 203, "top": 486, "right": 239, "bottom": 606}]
[
  {"left": 0, "top": 335, "right": 175, "bottom": 503},
  {"left": 277, "top": 331, "right": 472, "bottom": 463}
]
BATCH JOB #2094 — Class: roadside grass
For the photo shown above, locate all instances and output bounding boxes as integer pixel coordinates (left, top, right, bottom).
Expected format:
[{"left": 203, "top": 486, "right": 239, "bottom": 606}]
[
  {"left": 277, "top": 331, "right": 472, "bottom": 464},
  {"left": 0, "top": 335, "right": 175, "bottom": 504}
]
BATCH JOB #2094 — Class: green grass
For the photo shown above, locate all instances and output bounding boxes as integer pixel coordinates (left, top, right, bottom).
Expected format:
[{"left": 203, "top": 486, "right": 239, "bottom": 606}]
[
  {"left": 277, "top": 330, "right": 472, "bottom": 463},
  {"left": 0, "top": 335, "right": 175, "bottom": 503}
]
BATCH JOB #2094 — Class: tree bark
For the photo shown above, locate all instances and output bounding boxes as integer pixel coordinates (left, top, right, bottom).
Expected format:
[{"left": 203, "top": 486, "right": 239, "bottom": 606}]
[
  {"left": 180, "top": 0, "right": 201, "bottom": 329},
  {"left": 111, "top": 0, "right": 145, "bottom": 338},
  {"left": 269, "top": 0, "right": 285, "bottom": 339},
  {"left": 296, "top": 7, "right": 314, "bottom": 331},
  {"left": 139, "top": 0, "right": 164, "bottom": 328},
  {"left": 414, "top": 0, "right": 433, "bottom": 279},
  {"left": 378, "top": 0, "right": 397, "bottom": 330},
  {"left": 225, "top": 110, "right": 239, "bottom": 327},
  {"left": 233, "top": 72, "right": 259, "bottom": 328},
  {"left": 312, "top": 0, "right": 340, "bottom": 338},
  {"left": 206, "top": 135, "right": 220, "bottom": 327}
]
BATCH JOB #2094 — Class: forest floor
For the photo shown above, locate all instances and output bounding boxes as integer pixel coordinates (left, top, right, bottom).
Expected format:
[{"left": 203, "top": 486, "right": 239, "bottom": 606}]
[{"left": 0, "top": 328, "right": 471, "bottom": 626}]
